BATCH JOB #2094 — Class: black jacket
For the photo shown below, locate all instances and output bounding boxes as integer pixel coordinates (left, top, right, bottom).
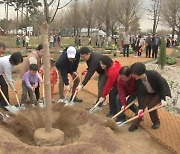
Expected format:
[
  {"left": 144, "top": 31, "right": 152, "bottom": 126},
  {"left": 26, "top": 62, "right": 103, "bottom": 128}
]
[
  {"left": 56, "top": 49, "right": 80, "bottom": 85},
  {"left": 136, "top": 70, "right": 171, "bottom": 109},
  {"left": 82, "top": 52, "right": 105, "bottom": 86}
]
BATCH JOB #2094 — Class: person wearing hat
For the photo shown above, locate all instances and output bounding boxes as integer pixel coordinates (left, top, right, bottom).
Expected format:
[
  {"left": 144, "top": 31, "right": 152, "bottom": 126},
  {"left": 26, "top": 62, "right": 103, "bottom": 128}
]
[
  {"left": 0, "top": 52, "right": 23, "bottom": 110},
  {"left": 56, "top": 46, "right": 82, "bottom": 103},
  {"left": 0, "top": 42, "right": 6, "bottom": 57}
]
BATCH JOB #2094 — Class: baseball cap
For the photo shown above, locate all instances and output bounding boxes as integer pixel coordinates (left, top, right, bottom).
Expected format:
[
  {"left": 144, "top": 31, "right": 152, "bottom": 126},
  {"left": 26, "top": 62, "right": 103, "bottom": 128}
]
[{"left": 67, "top": 46, "right": 76, "bottom": 58}]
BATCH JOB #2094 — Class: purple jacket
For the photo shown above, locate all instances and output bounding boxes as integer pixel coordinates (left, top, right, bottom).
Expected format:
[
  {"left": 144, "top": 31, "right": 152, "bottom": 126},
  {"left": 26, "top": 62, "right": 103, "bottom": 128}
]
[{"left": 22, "top": 71, "right": 38, "bottom": 89}]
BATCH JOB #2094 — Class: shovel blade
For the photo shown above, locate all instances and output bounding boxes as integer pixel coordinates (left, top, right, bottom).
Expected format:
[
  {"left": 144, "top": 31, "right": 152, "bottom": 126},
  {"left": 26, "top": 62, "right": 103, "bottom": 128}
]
[{"left": 4, "top": 105, "right": 19, "bottom": 114}]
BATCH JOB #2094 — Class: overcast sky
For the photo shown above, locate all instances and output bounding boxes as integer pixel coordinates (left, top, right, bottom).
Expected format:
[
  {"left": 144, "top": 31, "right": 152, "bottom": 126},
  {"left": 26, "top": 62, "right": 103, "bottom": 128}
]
[{"left": 0, "top": 0, "right": 170, "bottom": 31}]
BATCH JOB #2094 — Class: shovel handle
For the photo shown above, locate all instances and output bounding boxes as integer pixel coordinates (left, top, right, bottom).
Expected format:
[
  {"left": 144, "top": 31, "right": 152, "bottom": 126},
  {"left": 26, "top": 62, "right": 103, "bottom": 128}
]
[
  {"left": 122, "top": 104, "right": 165, "bottom": 125},
  {"left": 70, "top": 89, "right": 78, "bottom": 102},
  {"left": 0, "top": 87, "right": 12, "bottom": 107},
  {"left": 14, "top": 93, "right": 20, "bottom": 107},
  {"left": 112, "top": 101, "right": 136, "bottom": 119}
]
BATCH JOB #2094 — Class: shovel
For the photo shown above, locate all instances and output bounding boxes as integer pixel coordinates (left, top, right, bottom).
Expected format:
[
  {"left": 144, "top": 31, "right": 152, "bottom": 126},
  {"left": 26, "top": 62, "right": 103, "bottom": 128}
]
[
  {"left": 0, "top": 87, "right": 19, "bottom": 113},
  {"left": 112, "top": 100, "right": 136, "bottom": 120},
  {"left": 88, "top": 100, "right": 102, "bottom": 113},
  {"left": 118, "top": 104, "right": 165, "bottom": 127},
  {"left": 14, "top": 92, "right": 21, "bottom": 108},
  {"left": 39, "top": 83, "right": 45, "bottom": 107}
]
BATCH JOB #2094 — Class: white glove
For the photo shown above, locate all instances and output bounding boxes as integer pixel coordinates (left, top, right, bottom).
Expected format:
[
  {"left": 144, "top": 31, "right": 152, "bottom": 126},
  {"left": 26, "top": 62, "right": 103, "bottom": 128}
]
[
  {"left": 161, "top": 100, "right": 167, "bottom": 106},
  {"left": 99, "top": 97, "right": 105, "bottom": 103},
  {"left": 121, "top": 105, "right": 126, "bottom": 111},
  {"left": 65, "top": 85, "right": 71, "bottom": 92},
  {"left": 76, "top": 85, "right": 83, "bottom": 92}
]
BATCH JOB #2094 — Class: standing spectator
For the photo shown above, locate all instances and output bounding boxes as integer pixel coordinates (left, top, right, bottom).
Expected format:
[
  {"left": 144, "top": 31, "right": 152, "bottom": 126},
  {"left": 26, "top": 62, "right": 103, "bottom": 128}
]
[
  {"left": 16, "top": 35, "right": 21, "bottom": 48},
  {"left": 107, "top": 36, "right": 112, "bottom": 47},
  {"left": 78, "top": 36, "right": 82, "bottom": 46},
  {"left": 25, "top": 34, "right": 30, "bottom": 49},
  {"left": 22, "top": 35, "right": 26, "bottom": 47},
  {"left": 145, "top": 33, "right": 152, "bottom": 58},
  {"left": 20, "top": 64, "right": 39, "bottom": 108},
  {"left": 152, "top": 34, "right": 161, "bottom": 58},
  {"left": 137, "top": 35, "right": 145, "bottom": 57},
  {"left": 97, "top": 55, "right": 121, "bottom": 115},
  {"left": 57, "top": 35, "right": 61, "bottom": 47},
  {"left": 115, "top": 66, "right": 138, "bottom": 122},
  {"left": 21, "top": 44, "right": 44, "bottom": 104},
  {"left": 0, "top": 42, "right": 6, "bottom": 57},
  {"left": 88, "top": 37, "right": 92, "bottom": 46},
  {"left": 49, "top": 35, "right": 54, "bottom": 49},
  {"left": 122, "top": 31, "right": 131, "bottom": 57},
  {"left": 0, "top": 52, "right": 23, "bottom": 110},
  {"left": 96, "top": 36, "right": 99, "bottom": 47},
  {"left": 56, "top": 46, "right": 82, "bottom": 103},
  {"left": 129, "top": 62, "right": 171, "bottom": 132},
  {"left": 134, "top": 34, "right": 144, "bottom": 57},
  {"left": 76, "top": 47, "right": 106, "bottom": 107}
]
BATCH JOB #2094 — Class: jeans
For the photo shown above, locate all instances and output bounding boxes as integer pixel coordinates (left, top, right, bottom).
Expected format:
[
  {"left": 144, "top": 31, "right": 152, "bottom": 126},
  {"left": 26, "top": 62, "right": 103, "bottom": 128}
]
[{"left": 116, "top": 95, "right": 138, "bottom": 120}]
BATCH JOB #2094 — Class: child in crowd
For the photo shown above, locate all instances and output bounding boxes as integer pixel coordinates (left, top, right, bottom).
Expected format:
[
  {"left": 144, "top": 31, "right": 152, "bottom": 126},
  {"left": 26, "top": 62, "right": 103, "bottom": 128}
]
[
  {"left": 40, "top": 58, "right": 58, "bottom": 103},
  {"left": 20, "top": 64, "right": 39, "bottom": 108}
]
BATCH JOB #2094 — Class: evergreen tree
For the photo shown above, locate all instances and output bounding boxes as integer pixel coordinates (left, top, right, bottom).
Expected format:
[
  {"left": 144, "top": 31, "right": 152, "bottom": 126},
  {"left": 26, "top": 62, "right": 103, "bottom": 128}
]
[{"left": 159, "top": 35, "right": 166, "bottom": 70}]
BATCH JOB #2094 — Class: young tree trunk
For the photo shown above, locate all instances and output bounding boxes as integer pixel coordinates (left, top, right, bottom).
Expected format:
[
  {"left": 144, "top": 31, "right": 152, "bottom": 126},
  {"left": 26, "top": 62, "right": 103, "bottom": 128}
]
[
  {"left": 41, "top": 22, "right": 52, "bottom": 132},
  {"left": 21, "top": 5, "right": 23, "bottom": 22},
  {"left": 17, "top": 8, "right": 19, "bottom": 30}
]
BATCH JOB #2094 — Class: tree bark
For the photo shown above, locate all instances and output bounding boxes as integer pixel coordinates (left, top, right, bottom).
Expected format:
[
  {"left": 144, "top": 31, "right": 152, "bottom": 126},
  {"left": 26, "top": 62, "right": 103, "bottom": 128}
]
[{"left": 41, "top": 22, "right": 52, "bottom": 132}]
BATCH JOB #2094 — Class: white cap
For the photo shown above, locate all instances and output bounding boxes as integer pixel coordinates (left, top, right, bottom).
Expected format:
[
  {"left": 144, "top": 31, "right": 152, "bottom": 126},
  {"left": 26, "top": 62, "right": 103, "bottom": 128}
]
[{"left": 67, "top": 46, "right": 76, "bottom": 58}]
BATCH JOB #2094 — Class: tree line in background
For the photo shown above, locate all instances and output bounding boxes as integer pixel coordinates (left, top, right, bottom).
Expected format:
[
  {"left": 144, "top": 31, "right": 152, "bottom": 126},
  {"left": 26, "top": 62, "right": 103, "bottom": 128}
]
[{"left": 0, "top": 0, "right": 179, "bottom": 43}]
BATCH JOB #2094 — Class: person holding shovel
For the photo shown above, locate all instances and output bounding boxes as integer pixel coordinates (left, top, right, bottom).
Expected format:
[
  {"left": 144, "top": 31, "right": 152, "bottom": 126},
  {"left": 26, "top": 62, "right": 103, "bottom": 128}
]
[
  {"left": 97, "top": 55, "right": 121, "bottom": 116},
  {"left": 20, "top": 64, "right": 39, "bottom": 108},
  {"left": 115, "top": 66, "right": 138, "bottom": 122},
  {"left": 128, "top": 62, "right": 171, "bottom": 132},
  {"left": 0, "top": 52, "right": 23, "bottom": 110},
  {"left": 0, "top": 42, "right": 6, "bottom": 57},
  {"left": 21, "top": 44, "right": 44, "bottom": 105},
  {"left": 56, "top": 46, "right": 82, "bottom": 103},
  {"left": 77, "top": 47, "right": 107, "bottom": 110}
]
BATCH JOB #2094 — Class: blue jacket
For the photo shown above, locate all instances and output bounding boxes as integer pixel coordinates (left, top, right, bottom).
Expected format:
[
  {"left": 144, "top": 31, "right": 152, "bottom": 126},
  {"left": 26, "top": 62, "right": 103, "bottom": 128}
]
[{"left": 56, "top": 49, "right": 80, "bottom": 85}]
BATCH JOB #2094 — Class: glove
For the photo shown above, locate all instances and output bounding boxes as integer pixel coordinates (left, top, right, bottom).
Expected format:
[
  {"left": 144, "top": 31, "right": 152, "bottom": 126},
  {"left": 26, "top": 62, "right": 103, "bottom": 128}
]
[
  {"left": 138, "top": 109, "right": 144, "bottom": 118},
  {"left": 65, "top": 85, "right": 71, "bottom": 92},
  {"left": 71, "top": 72, "right": 78, "bottom": 79},
  {"left": 76, "top": 85, "right": 83, "bottom": 92},
  {"left": 99, "top": 97, "right": 105, "bottom": 103},
  {"left": 121, "top": 105, "right": 126, "bottom": 111},
  {"left": 161, "top": 100, "right": 167, "bottom": 106}
]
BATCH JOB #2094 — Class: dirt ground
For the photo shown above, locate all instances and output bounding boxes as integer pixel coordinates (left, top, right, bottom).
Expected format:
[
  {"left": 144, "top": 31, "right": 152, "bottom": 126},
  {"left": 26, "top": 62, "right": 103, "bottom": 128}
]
[{"left": 0, "top": 89, "right": 174, "bottom": 154}]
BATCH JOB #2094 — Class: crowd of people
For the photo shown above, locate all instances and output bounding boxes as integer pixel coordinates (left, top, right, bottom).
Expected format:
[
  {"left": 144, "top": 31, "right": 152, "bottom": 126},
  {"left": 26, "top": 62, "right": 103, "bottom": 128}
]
[{"left": 0, "top": 41, "right": 171, "bottom": 132}]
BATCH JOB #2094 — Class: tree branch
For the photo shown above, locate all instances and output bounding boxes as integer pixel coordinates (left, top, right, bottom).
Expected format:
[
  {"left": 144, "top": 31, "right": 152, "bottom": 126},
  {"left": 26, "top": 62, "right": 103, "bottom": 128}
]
[
  {"left": 48, "top": 0, "right": 55, "bottom": 7},
  {"left": 58, "top": 0, "right": 73, "bottom": 9},
  {"left": 50, "top": 0, "right": 61, "bottom": 23}
]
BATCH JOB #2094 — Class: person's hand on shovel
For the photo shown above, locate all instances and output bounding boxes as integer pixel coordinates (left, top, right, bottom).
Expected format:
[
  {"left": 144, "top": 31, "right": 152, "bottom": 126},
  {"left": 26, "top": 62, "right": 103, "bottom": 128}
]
[
  {"left": 98, "top": 97, "right": 105, "bottom": 103},
  {"left": 71, "top": 72, "right": 78, "bottom": 79},
  {"left": 138, "top": 109, "right": 144, "bottom": 118},
  {"left": 121, "top": 105, "right": 126, "bottom": 111},
  {"left": 76, "top": 84, "right": 83, "bottom": 93},
  {"left": 65, "top": 85, "right": 71, "bottom": 92}
]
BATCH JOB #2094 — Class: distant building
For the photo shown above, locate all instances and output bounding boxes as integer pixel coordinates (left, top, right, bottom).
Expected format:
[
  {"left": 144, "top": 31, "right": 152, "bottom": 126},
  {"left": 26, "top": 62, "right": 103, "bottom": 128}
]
[{"left": 80, "top": 28, "right": 106, "bottom": 37}]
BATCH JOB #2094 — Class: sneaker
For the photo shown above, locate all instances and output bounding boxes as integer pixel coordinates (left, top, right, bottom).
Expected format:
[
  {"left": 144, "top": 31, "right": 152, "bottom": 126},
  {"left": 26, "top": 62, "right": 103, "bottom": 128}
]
[
  {"left": 115, "top": 117, "right": 126, "bottom": 123},
  {"left": 64, "top": 101, "right": 75, "bottom": 106},
  {"left": 128, "top": 125, "right": 138, "bottom": 132},
  {"left": 58, "top": 98, "right": 65, "bottom": 103},
  {"left": 152, "top": 123, "right": 160, "bottom": 129},
  {"left": 30, "top": 104, "right": 35, "bottom": 107},
  {"left": 72, "top": 96, "right": 83, "bottom": 102},
  {"left": 20, "top": 104, "right": 26, "bottom": 110},
  {"left": 37, "top": 99, "right": 43, "bottom": 104}
]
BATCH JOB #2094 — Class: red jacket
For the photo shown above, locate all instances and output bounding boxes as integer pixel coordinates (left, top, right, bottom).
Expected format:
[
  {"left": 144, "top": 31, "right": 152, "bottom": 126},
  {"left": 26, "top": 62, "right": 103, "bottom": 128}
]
[
  {"left": 117, "top": 75, "right": 136, "bottom": 106},
  {"left": 102, "top": 61, "right": 121, "bottom": 97}
]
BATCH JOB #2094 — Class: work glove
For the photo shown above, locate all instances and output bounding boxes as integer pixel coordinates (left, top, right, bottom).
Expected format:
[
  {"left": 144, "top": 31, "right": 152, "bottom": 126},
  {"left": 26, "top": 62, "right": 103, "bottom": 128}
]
[
  {"left": 71, "top": 72, "right": 78, "bottom": 79},
  {"left": 99, "top": 97, "right": 105, "bottom": 103},
  {"left": 161, "top": 100, "right": 167, "bottom": 106},
  {"left": 65, "top": 85, "right": 71, "bottom": 92},
  {"left": 76, "top": 85, "right": 83, "bottom": 92},
  {"left": 121, "top": 105, "right": 126, "bottom": 111},
  {"left": 138, "top": 109, "right": 144, "bottom": 118}
]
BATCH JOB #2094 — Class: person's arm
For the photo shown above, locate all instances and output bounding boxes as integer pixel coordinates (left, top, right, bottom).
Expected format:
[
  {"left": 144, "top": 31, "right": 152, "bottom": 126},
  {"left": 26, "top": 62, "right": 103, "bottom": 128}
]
[
  {"left": 117, "top": 78, "right": 127, "bottom": 106},
  {"left": 34, "top": 74, "right": 39, "bottom": 88},
  {"left": 136, "top": 80, "right": 145, "bottom": 109},
  {"left": 23, "top": 73, "right": 33, "bottom": 89},
  {"left": 3, "top": 64, "right": 15, "bottom": 91}
]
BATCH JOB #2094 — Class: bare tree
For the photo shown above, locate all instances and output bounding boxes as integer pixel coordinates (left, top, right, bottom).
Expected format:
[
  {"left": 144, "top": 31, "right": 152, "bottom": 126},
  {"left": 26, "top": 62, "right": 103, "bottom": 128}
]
[
  {"left": 81, "top": 0, "right": 95, "bottom": 37},
  {"left": 161, "top": 0, "right": 180, "bottom": 44},
  {"left": 116, "top": 0, "right": 141, "bottom": 32},
  {"left": 147, "top": 0, "right": 161, "bottom": 36}
]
